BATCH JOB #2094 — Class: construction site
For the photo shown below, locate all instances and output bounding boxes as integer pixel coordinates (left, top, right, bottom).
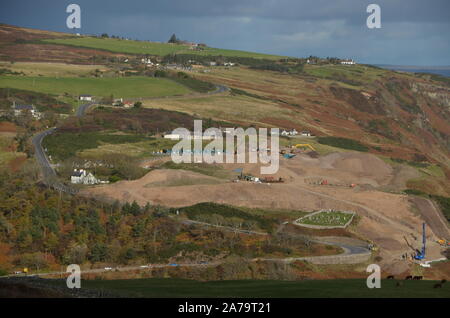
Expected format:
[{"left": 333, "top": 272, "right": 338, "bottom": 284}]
[{"left": 83, "top": 143, "right": 450, "bottom": 278}]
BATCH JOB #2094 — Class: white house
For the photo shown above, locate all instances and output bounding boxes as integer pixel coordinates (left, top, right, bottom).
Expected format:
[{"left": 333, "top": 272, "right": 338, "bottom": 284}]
[
  {"left": 71, "top": 169, "right": 100, "bottom": 185},
  {"left": 12, "top": 102, "right": 40, "bottom": 119},
  {"left": 163, "top": 134, "right": 181, "bottom": 140},
  {"left": 341, "top": 59, "right": 356, "bottom": 65},
  {"left": 281, "top": 129, "right": 298, "bottom": 136},
  {"left": 79, "top": 94, "right": 93, "bottom": 101},
  {"left": 163, "top": 133, "right": 217, "bottom": 140},
  {"left": 301, "top": 131, "right": 312, "bottom": 137},
  {"left": 141, "top": 58, "right": 153, "bottom": 65}
]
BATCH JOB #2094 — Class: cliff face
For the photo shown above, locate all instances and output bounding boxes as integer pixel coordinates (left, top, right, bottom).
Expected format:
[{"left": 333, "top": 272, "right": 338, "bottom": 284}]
[{"left": 322, "top": 73, "right": 450, "bottom": 166}]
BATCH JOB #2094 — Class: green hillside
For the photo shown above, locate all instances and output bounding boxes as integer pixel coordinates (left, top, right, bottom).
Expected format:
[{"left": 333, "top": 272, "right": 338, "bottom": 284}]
[
  {"left": 41, "top": 37, "right": 285, "bottom": 59},
  {"left": 0, "top": 76, "right": 191, "bottom": 98}
]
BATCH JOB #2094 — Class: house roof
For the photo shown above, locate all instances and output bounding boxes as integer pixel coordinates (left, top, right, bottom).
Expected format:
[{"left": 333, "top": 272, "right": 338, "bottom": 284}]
[
  {"left": 79, "top": 94, "right": 92, "bottom": 97},
  {"left": 71, "top": 171, "right": 83, "bottom": 177},
  {"left": 14, "top": 104, "right": 34, "bottom": 110}
]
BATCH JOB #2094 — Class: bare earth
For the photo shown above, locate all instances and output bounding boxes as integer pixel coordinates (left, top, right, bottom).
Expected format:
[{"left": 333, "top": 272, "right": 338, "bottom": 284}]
[{"left": 83, "top": 151, "right": 449, "bottom": 272}]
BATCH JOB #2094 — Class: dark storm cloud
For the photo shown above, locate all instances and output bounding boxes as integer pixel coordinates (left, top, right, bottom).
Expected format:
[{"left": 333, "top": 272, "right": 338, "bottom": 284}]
[
  {"left": 0, "top": 0, "right": 449, "bottom": 65},
  {"left": 81, "top": 0, "right": 450, "bottom": 24}
]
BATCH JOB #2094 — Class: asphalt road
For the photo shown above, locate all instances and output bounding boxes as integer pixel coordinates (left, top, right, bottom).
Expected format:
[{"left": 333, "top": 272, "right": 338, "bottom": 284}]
[
  {"left": 31, "top": 84, "right": 225, "bottom": 188},
  {"left": 32, "top": 127, "right": 57, "bottom": 180},
  {"left": 210, "top": 84, "right": 229, "bottom": 94},
  {"left": 32, "top": 102, "right": 93, "bottom": 193},
  {"left": 76, "top": 102, "right": 94, "bottom": 117},
  {"left": 1, "top": 224, "right": 371, "bottom": 279}
]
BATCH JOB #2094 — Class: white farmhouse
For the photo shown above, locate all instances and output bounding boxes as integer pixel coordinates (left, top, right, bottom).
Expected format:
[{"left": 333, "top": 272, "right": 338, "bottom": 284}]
[
  {"left": 71, "top": 169, "right": 100, "bottom": 185},
  {"left": 163, "top": 134, "right": 181, "bottom": 140},
  {"left": 281, "top": 129, "right": 298, "bottom": 136},
  {"left": 79, "top": 94, "right": 93, "bottom": 101},
  {"left": 340, "top": 59, "right": 356, "bottom": 65},
  {"left": 12, "top": 102, "right": 40, "bottom": 119}
]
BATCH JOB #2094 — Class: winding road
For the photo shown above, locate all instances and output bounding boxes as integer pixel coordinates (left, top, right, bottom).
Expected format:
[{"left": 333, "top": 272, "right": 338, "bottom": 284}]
[
  {"left": 32, "top": 102, "right": 95, "bottom": 194},
  {"left": 31, "top": 83, "right": 228, "bottom": 191}
]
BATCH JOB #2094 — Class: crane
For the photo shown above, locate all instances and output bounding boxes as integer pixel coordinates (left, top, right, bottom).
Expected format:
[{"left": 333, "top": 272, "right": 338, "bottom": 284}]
[{"left": 414, "top": 223, "right": 426, "bottom": 260}]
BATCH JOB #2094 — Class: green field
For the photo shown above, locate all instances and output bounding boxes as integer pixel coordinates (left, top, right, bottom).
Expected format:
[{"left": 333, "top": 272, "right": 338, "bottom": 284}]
[
  {"left": 317, "top": 136, "right": 369, "bottom": 152},
  {"left": 41, "top": 37, "right": 285, "bottom": 60},
  {"left": 47, "top": 278, "right": 450, "bottom": 298},
  {"left": 0, "top": 76, "right": 191, "bottom": 98},
  {"left": 43, "top": 132, "right": 150, "bottom": 161}
]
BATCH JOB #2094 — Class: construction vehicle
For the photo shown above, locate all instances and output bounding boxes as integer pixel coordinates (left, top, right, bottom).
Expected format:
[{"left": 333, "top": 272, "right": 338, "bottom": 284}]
[
  {"left": 293, "top": 143, "right": 316, "bottom": 151},
  {"left": 367, "top": 244, "right": 379, "bottom": 252},
  {"left": 437, "top": 239, "right": 450, "bottom": 246},
  {"left": 414, "top": 223, "right": 426, "bottom": 260},
  {"left": 283, "top": 153, "right": 296, "bottom": 159},
  {"left": 261, "top": 176, "right": 284, "bottom": 183}
]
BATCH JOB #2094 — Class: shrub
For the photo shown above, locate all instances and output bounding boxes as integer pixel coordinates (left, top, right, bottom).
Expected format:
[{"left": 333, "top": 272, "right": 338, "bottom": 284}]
[
  {"left": 317, "top": 136, "right": 369, "bottom": 152},
  {"left": 178, "top": 202, "right": 276, "bottom": 232}
]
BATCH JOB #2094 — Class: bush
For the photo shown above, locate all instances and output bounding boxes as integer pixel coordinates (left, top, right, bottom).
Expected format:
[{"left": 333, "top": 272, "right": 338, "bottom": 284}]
[
  {"left": 43, "top": 131, "right": 149, "bottom": 160},
  {"left": 178, "top": 202, "right": 276, "bottom": 232},
  {"left": 317, "top": 136, "right": 369, "bottom": 152},
  {"left": 108, "top": 175, "right": 122, "bottom": 183}
]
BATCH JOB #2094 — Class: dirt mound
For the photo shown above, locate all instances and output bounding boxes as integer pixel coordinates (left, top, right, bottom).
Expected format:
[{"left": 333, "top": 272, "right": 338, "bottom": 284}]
[
  {"left": 103, "top": 169, "right": 224, "bottom": 190},
  {"left": 321, "top": 152, "right": 393, "bottom": 178},
  {"left": 142, "top": 169, "right": 224, "bottom": 187}
]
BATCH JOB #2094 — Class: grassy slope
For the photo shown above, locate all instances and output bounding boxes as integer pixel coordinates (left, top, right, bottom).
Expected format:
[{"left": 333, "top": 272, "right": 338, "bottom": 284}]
[
  {"left": 56, "top": 278, "right": 450, "bottom": 298},
  {"left": 41, "top": 37, "right": 285, "bottom": 59},
  {"left": 0, "top": 76, "right": 191, "bottom": 98},
  {"left": 0, "top": 134, "right": 23, "bottom": 166},
  {"left": 0, "top": 61, "right": 107, "bottom": 77},
  {"left": 42, "top": 132, "right": 149, "bottom": 161}
]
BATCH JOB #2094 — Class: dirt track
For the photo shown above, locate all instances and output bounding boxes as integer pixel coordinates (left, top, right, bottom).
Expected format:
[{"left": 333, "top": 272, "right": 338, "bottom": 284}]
[{"left": 410, "top": 197, "right": 450, "bottom": 240}]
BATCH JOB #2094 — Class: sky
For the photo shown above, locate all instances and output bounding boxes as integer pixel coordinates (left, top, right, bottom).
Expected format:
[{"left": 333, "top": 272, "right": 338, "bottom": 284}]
[{"left": 1, "top": 0, "right": 449, "bottom": 66}]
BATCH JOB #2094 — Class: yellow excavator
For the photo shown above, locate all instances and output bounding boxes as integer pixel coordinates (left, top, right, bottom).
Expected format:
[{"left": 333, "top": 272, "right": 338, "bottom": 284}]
[
  {"left": 437, "top": 239, "right": 450, "bottom": 246},
  {"left": 293, "top": 143, "right": 316, "bottom": 151}
]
